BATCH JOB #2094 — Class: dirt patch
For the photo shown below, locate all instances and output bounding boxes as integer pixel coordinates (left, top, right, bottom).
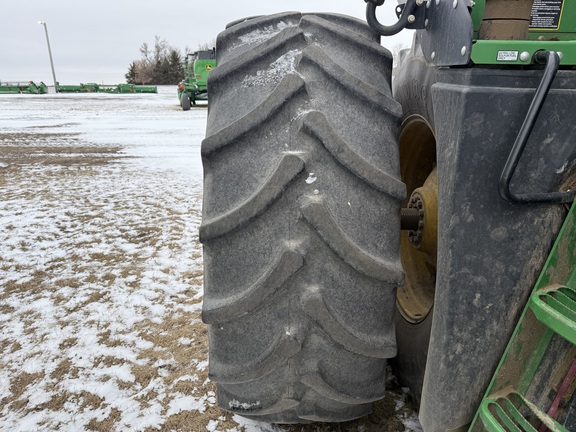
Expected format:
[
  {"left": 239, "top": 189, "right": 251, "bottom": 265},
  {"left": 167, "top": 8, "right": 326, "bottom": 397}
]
[
  {"left": 0, "top": 131, "right": 79, "bottom": 142},
  {"left": 86, "top": 407, "right": 121, "bottom": 431},
  {"left": 0, "top": 144, "right": 125, "bottom": 166}
]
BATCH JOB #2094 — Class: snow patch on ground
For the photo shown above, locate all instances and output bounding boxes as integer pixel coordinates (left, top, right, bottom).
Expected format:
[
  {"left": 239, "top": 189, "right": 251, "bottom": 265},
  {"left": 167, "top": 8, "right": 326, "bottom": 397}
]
[
  {"left": 0, "top": 88, "right": 209, "bottom": 431},
  {"left": 233, "top": 415, "right": 288, "bottom": 432}
]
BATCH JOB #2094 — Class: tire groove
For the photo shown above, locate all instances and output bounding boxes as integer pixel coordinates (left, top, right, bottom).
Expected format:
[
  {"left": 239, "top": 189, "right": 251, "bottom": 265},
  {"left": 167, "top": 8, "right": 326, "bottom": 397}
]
[
  {"left": 301, "top": 201, "right": 404, "bottom": 284},
  {"left": 218, "top": 13, "right": 301, "bottom": 60},
  {"left": 200, "top": 153, "right": 305, "bottom": 241},
  {"left": 208, "top": 26, "right": 306, "bottom": 90},
  {"left": 299, "top": 44, "right": 402, "bottom": 116},
  {"left": 202, "top": 249, "right": 303, "bottom": 324},
  {"left": 297, "top": 391, "right": 372, "bottom": 422},
  {"left": 301, "top": 285, "right": 396, "bottom": 358},
  {"left": 202, "top": 74, "right": 306, "bottom": 156},
  {"left": 301, "top": 110, "right": 406, "bottom": 200},
  {"left": 301, "top": 373, "right": 385, "bottom": 405},
  {"left": 210, "top": 336, "right": 301, "bottom": 384},
  {"left": 300, "top": 15, "right": 390, "bottom": 59}
]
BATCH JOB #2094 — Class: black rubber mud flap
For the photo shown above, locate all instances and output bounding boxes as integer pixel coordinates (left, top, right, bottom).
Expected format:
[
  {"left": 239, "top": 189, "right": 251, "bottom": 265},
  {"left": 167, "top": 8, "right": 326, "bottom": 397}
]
[{"left": 200, "top": 12, "right": 405, "bottom": 424}]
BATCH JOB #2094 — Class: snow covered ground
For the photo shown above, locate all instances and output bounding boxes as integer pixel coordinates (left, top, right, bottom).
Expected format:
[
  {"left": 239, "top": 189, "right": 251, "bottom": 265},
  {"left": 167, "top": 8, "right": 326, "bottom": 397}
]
[{"left": 0, "top": 87, "right": 421, "bottom": 431}]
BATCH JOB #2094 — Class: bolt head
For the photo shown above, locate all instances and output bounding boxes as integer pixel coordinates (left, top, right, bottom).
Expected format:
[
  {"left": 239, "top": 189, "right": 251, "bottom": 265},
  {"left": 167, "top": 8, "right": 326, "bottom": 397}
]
[
  {"left": 520, "top": 51, "right": 530, "bottom": 62},
  {"left": 408, "top": 14, "right": 416, "bottom": 23},
  {"left": 461, "top": 46, "right": 467, "bottom": 56}
]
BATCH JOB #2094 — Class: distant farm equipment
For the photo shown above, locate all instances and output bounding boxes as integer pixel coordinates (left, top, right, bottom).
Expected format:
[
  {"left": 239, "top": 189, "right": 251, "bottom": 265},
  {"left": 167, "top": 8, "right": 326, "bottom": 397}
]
[
  {"left": 0, "top": 81, "right": 48, "bottom": 94},
  {"left": 0, "top": 81, "right": 157, "bottom": 95},
  {"left": 56, "top": 83, "right": 157, "bottom": 93},
  {"left": 177, "top": 49, "right": 216, "bottom": 110}
]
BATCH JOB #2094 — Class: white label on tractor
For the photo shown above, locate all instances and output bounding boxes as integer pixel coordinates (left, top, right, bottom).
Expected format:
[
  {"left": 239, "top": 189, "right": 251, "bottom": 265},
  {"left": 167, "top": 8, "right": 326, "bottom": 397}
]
[{"left": 497, "top": 51, "right": 519, "bottom": 62}]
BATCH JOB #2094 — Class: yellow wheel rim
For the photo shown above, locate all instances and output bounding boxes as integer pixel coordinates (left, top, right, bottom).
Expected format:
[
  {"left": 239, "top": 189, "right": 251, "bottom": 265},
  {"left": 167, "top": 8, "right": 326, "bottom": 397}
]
[{"left": 397, "top": 115, "right": 438, "bottom": 324}]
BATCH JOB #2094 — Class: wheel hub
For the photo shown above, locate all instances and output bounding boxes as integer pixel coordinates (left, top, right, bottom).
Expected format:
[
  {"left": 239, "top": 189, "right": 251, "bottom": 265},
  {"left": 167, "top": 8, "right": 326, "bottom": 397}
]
[{"left": 407, "top": 192, "right": 424, "bottom": 247}]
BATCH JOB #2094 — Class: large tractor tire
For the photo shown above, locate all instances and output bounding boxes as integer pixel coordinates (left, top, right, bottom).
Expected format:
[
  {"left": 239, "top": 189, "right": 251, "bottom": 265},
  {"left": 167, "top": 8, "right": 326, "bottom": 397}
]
[{"left": 200, "top": 12, "right": 405, "bottom": 423}]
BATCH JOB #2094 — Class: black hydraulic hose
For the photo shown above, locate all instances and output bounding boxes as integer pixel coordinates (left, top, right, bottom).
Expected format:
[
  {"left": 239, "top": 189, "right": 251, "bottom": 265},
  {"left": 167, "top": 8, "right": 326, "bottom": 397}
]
[
  {"left": 365, "top": 0, "right": 418, "bottom": 37},
  {"left": 499, "top": 51, "right": 575, "bottom": 204}
]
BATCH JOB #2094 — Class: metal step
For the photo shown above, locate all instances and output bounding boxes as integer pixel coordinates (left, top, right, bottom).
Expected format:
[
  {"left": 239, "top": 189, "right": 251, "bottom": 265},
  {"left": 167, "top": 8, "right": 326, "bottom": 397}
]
[
  {"left": 479, "top": 387, "right": 570, "bottom": 431},
  {"left": 531, "top": 285, "right": 576, "bottom": 345},
  {"left": 469, "top": 203, "right": 576, "bottom": 432}
]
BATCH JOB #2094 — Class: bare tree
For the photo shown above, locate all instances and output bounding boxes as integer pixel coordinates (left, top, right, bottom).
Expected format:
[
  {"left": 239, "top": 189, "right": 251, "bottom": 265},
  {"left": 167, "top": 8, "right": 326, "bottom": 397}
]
[
  {"left": 139, "top": 42, "right": 151, "bottom": 63},
  {"left": 153, "top": 36, "right": 169, "bottom": 63},
  {"left": 126, "top": 37, "right": 184, "bottom": 84},
  {"left": 197, "top": 39, "right": 217, "bottom": 51}
]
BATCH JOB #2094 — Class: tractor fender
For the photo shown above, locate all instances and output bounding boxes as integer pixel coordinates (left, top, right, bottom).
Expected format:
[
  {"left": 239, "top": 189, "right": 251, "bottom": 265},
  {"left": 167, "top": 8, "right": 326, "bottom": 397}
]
[{"left": 394, "top": 40, "right": 576, "bottom": 432}]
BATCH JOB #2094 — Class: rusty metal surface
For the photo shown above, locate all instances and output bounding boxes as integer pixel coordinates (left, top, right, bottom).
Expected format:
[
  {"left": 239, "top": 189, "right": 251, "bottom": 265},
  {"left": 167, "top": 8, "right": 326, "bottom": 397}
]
[{"left": 479, "top": 0, "right": 534, "bottom": 39}]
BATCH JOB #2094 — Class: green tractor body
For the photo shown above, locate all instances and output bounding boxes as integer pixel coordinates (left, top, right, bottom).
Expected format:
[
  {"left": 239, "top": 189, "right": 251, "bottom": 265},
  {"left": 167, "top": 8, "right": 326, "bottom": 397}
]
[
  {"left": 470, "top": 0, "right": 576, "bottom": 66},
  {"left": 177, "top": 49, "right": 216, "bottom": 110},
  {"left": 199, "top": 2, "right": 576, "bottom": 431}
]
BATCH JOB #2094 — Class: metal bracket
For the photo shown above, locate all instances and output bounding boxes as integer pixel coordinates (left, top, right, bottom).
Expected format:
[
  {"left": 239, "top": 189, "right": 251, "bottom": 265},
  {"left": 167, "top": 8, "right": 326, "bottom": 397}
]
[
  {"left": 365, "top": 0, "right": 473, "bottom": 66},
  {"left": 499, "top": 51, "right": 575, "bottom": 205},
  {"left": 415, "top": 0, "right": 473, "bottom": 66},
  {"left": 395, "top": 1, "right": 428, "bottom": 30}
]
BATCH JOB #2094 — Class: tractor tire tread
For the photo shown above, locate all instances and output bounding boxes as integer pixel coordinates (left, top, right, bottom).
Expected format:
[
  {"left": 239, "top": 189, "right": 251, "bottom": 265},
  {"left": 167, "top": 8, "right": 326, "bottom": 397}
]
[{"left": 201, "top": 12, "right": 403, "bottom": 423}]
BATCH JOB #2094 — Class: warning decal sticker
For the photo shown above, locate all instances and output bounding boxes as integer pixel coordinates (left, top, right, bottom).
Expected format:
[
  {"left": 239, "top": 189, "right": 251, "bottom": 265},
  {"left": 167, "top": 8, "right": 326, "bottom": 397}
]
[
  {"left": 497, "top": 51, "right": 519, "bottom": 62},
  {"left": 530, "top": 0, "right": 564, "bottom": 29}
]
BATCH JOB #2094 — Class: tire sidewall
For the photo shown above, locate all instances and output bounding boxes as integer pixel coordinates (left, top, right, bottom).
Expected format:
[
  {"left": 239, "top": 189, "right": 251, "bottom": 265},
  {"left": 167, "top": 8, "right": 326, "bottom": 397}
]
[
  {"left": 391, "top": 43, "right": 438, "bottom": 408},
  {"left": 393, "top": 46, "right": 437, "bottom": 131}
]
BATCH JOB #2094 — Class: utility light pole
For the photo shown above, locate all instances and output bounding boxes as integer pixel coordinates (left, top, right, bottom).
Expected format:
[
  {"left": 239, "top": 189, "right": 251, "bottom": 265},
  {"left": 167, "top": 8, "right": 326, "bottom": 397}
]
[{"left": 37, "top": 20, "right": 58, "bottom": 93}]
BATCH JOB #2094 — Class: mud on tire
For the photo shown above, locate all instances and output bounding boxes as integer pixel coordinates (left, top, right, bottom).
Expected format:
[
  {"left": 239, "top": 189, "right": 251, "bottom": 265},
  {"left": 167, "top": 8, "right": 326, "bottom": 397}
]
[{"left": 200, "top": 12, "right": 405, "bottom": 423}]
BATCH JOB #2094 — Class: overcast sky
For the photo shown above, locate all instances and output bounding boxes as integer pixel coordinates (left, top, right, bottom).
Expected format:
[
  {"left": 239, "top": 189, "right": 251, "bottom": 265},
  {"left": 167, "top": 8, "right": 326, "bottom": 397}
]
[{"left": 1, "top": 1, "right": 413, "bottom": 85}]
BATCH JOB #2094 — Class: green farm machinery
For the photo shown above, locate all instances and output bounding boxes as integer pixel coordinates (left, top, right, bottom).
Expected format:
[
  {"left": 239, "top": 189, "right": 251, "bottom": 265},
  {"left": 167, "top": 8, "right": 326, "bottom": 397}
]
[
  {"left": 0, "top": 81, "right": 48, "bottom": 94},
  {"left": 55, "top": 83, "right": 100, "bottom": 93},
  {"left": 199, "top": 1, "right": 576, "bottom": 431},
  {"left": 177, "top": 49, "right": 216, "bottom": 110},
  {"left": 56, "top": 83, "right": 157, "bottom": 94},
  {"left": 116, "top": 83, "right": 157, "bottom": 93}
]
